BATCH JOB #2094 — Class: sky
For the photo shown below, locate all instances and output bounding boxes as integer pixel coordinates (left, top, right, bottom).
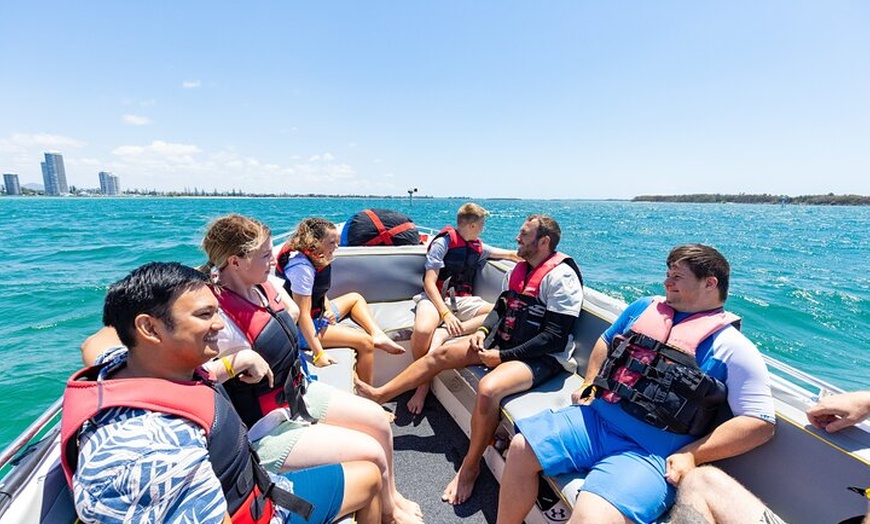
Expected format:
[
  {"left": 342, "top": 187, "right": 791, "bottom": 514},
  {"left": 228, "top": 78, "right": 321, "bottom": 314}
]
[{"left": 1, "top": 1, "right": 868, "bottom": 199}]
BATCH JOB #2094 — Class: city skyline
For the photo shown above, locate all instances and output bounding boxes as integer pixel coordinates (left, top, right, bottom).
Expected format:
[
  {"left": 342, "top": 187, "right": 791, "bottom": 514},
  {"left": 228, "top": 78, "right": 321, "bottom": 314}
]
[
  {"left": 1, "top": 2, "right": 869, "bottom": 199},
  {"left": 2, "top": 152, "right": 123, "bottom": 195}
]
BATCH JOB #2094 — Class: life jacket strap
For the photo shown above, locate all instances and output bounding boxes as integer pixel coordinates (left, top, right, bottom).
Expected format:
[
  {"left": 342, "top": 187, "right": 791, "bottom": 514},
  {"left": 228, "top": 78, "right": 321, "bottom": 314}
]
[{"left": 250, "top": 450, "right": 314, "bottom": 520}]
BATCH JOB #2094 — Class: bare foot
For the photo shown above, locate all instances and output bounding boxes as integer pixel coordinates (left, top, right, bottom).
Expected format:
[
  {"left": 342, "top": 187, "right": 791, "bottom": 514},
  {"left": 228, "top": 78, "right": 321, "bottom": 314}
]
[
  {"left": 383, "top": 506, "right": 425, "bottom": 524},
  {"left": 406, "top": 383, "right": 429, "bottom": 415},
  {"left": 383, "top": 406, "right": 396, "bottom": 423},
  {"left": 441, "top": 464, "right": 479, "bottom": 505},
  {"left": 374, "top": 332, "right": 406, "bottom": 355},
  {"left": 353, "top": 375, "right": 384, "bottom": 404},
  {"left": 395, "top": 491, "right": 423, "bottom": 518}
]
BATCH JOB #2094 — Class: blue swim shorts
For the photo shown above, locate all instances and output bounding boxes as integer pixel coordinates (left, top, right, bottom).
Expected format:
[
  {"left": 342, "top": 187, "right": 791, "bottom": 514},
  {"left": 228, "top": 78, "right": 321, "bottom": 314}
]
[
  {"left": 515, "top": 404, "right": 673, "bottom": 523},
  {"left": 281, "top": 463, "right": 345, "bottom": 524}
]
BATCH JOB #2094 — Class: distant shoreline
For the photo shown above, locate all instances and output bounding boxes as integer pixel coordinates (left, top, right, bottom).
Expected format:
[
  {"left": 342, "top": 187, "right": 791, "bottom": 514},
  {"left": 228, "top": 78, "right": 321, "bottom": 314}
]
[
  {"left": 633, "top": 193, "right": 869, "bottom": 206},
  {"left": 3, "top": 191, "right": 868, "bottom": 205}
]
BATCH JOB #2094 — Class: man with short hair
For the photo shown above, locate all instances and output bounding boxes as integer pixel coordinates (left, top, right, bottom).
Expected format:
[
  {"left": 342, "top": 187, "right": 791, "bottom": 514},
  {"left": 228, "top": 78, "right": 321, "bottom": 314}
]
[
  {"left": 62, "top": 262, "right": 381, "bottom": 524},
  {"left": 497, "top": 244, "right": 776, "bottom": 524},
  {"left": 357, "top": 215, "right": 584, "bottom": 505},
  {"left": 406, "top": 202, "right": 519, "bottom": 414}
]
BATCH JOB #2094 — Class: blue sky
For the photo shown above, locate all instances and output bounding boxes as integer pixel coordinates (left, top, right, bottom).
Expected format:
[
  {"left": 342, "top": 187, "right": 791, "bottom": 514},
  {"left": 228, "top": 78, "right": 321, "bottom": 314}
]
[{"left": 1, "top": 1, "right": 868, "bottom": 199}]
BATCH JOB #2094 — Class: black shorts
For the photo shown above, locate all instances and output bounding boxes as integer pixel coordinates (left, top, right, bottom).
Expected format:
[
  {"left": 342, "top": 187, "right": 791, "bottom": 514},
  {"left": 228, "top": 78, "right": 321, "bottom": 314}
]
[{"left": 524, "top": 355, "right": 564, "bottom": 387}]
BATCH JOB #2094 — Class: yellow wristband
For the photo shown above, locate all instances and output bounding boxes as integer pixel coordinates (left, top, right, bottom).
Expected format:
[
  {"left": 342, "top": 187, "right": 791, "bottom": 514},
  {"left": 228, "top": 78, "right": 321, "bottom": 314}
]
[
  {"left": 313, "top": 352, "right": 324, "bottom": 364},
  {"left": 221, "top": 357, "right": 236, "bottom": 378},
  {"left": 440, "top": 309, "right": 453, "bottom": 319},
  {"left": 476, "top": 326, "right": 490, "bottom": 335}
]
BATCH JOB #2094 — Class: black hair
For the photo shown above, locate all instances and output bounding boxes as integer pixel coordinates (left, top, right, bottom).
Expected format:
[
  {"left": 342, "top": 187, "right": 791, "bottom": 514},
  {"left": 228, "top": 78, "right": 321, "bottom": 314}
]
[
  {"left": 527, "top": 214, "right": 561, "bottom": 251},
  {"left": 667, "top": 244, "right": 731, "bottom": 301},
  {"left": 103, "top": 262, "right": 209, "bottom": 349}
]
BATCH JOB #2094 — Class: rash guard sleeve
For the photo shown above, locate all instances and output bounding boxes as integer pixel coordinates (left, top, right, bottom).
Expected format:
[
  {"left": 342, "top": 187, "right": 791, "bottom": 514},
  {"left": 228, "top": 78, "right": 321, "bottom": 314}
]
[{"left": 498, "top": 310, "right": 577, "bottom": 361}]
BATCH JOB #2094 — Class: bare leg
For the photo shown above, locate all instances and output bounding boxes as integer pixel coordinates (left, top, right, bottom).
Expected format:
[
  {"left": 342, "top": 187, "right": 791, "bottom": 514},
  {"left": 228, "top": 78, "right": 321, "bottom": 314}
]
[
  {"left": 407, "top": 300, "right": 493, "bottom": 414},
  {"left": 496, "top": 434, "right": 543, "bottom": 524},
  {"left": 285, "top": 391, "right": 423, "bottom": 524},
  {"left": 443, "top": 361, "right": 534, "bottom": 505},
  {"left": 670, "top": 466, "right": 777, "bottom": 524},
  {"left": 569, "top": 492, "right": 633, "bottom": 524},
  {"left": 320, "top": 323, "right": 376, "bottom": 384},
  {"left": 407, "top": 300, "right": 440, "bottom": 414},
  {"left": 323, "top": 389, "right": 423, "bottom": 523},
  {"left": 336, "top": 461, "right": 382, "bottom": 524},
  {"left": 332, "top": 292, "right": 405, "bottom": 354},
  {"left": 355, "top": 336, "right": 481, "bottom": 404}
]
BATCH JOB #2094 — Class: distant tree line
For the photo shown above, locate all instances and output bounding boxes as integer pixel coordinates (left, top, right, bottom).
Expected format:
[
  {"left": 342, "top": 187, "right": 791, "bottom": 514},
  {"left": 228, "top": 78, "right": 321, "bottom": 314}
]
[
  {"left": 121, "top": 188, "right": 433, "bottom": 199},
  {"left": 633, "top": 193, "right": 869, "bottom": 206}
]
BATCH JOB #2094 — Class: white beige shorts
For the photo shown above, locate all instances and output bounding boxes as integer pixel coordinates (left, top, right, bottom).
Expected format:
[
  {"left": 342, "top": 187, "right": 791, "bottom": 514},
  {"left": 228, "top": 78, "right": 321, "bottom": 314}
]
[{"left": 414, "top": 293, "right": 491, "bottom": 322}]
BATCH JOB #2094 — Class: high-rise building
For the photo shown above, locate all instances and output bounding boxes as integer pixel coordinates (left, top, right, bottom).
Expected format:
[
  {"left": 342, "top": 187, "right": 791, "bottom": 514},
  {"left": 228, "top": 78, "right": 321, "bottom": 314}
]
[
  {"left": 3, "top": 173, "right": 21, "bottom": 195},
  {"left": 98, "top": 171, "right": 121, "bottom": 196},
  {"left": 41, "top": 153, "right": 69, "bottom": 195}
]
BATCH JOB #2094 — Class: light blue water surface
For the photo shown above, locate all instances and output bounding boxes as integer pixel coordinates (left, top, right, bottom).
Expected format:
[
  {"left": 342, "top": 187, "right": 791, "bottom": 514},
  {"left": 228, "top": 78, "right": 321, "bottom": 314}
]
[{"left": 1, "top": 197, "right": 867, "bottom": 449}]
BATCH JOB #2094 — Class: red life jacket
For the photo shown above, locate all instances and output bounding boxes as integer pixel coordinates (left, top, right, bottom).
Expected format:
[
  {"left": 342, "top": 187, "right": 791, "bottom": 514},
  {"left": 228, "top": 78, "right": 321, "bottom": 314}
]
[
  {"left": 593, "top": 297, "right": 740, "bottom": 435},
  {"left": 60, "top": 364, "right": 313, "bottom": 523},
  {"left": 275, "top": 246, "right": 332, "bottom": 319},
  {"left": 429, "top": 225, "right": 483, "bottom": 298},
  {"left": 216, "top": 282, "right": 313, "bottom": 427},
  {"left": 493, "top": 252, "right": 582, "bottom": 348}
]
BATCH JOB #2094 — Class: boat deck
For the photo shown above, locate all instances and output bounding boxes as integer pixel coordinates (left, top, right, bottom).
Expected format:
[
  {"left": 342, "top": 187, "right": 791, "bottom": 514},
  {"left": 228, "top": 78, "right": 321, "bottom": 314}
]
[{"left": 387, "top": 391, "right": 499, "bottom": 524}]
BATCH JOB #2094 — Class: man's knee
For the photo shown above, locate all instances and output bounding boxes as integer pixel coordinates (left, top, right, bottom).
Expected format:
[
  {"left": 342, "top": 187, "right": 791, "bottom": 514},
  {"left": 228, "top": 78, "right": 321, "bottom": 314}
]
[
  {"left": 506, "top": 434, "right": 542, "bottom": 471},
  {"left": 477, "top": 377, "right": 511, "bottom": 408},
  {"left": 679, "top": 466, "right": 729, "bottom": 495}
]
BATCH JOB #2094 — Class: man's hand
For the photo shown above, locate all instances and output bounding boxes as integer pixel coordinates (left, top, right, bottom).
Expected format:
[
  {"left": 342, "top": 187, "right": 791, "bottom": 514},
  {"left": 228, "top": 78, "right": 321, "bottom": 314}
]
[
  {"left": 570, "top": 385, "right": 595, "bottom": 405},
  {"left": 665, "top": 451, "right": 697, "bottom": 486},
  {"left": 807, "top": 391, "right": 870, "bottom": 433},
  {"left": 478, "top": 348, "right": 502, "bottom": 368},
  {"left": 469, "top": 330, "right": 487, "bottom": 351}
]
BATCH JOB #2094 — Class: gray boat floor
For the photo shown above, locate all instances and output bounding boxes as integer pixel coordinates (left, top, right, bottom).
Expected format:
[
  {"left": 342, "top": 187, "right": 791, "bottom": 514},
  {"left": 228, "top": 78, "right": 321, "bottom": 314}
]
[{"left": 385, "top": 391, "right": 499, "bottom": 524}]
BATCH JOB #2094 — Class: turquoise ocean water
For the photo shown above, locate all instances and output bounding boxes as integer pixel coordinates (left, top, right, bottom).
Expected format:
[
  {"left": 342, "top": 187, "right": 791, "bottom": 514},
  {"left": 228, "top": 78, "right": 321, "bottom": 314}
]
[{"left": 1, "top": 197, "right": 868, "bottom": 450}]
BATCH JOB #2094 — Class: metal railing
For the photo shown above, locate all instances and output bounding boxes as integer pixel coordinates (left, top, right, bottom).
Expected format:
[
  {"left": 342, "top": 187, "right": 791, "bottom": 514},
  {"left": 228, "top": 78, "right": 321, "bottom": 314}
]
[{"left": 0, "top": 397, "right": 62, "bottom": 474}]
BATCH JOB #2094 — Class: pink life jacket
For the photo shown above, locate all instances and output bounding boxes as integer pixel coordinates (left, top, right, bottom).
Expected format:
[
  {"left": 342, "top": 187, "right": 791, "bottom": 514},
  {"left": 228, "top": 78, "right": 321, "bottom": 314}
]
[
  {"left": 593, "top": 297, "right": 740, "bottom": 435},
  {"left": 493, "top": 252, "right": 582, "bottom": 348}
]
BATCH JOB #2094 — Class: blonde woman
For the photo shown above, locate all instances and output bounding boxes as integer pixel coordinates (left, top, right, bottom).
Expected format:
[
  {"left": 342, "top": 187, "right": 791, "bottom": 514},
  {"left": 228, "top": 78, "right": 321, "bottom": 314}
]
[
  {"left": 202, "top": 213, "right": 423, "bottom": 524},
  {"left": 275, "top": 217, "right": 404, "bottom": 385}
]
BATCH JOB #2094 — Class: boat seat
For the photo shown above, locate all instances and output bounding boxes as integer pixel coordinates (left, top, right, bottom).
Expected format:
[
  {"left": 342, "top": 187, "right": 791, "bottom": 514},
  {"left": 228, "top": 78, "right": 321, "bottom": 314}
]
[{"left": 308, "top": 299, "right": 417, "bottom": 392}]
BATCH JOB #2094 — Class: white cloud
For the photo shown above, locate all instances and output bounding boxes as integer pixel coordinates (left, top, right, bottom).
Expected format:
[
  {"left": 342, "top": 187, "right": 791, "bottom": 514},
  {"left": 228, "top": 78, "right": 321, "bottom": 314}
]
[
  {"left": 0, "top": 133, "right": 86, "bottom": 153},
  {"left": 104, "top": 142, "right": 377, "bottom": 194},
  {"left": 307, "top": 152, "right": 335, "bottom": 162},
  {"left": 122, "top": 114, "right": 151, "bottom": 126},
  {"left": 112, "top": 140, "right": 202, "bottom": 160},
  {"left": 182, "top": 80, "right": 201, "bottom": 89}
]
